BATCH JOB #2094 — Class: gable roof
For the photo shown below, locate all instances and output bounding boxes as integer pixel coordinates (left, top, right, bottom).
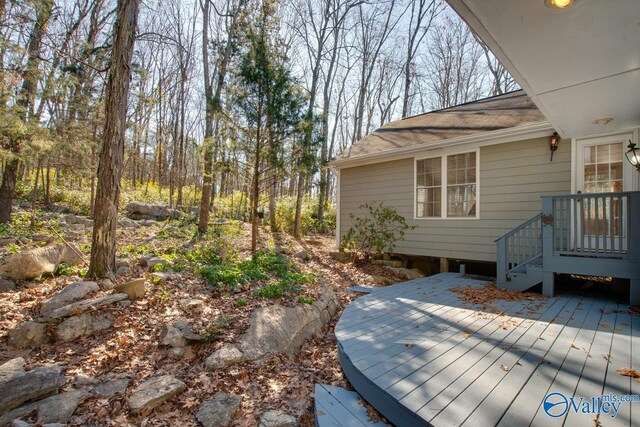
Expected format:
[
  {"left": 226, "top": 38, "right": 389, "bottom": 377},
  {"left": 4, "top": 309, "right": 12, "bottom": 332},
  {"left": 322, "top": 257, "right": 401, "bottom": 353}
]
[{"left": 335, "top": 90, "right": 549, "bottom": 166}]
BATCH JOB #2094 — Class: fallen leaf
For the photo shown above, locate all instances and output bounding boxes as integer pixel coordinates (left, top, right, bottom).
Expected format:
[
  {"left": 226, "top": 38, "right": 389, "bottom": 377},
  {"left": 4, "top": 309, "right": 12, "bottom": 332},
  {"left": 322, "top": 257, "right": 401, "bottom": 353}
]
[
  {"left": 500, "top": 364, "right": 509, "bottom": 371},
  {"left": 616, "top": 367, "right": 640, "bottom": 382}
]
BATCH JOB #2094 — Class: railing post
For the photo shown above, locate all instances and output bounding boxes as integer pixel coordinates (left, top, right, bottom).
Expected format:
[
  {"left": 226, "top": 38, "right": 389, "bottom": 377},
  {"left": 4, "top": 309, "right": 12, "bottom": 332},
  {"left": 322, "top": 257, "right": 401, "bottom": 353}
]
[
  {"left": 629, "top": 192, "right": 640, "bottom": 305},
  {"left": 496, "top": 237, "right": 507, "bottom": 288},
  {"left": 542, "top": 196, "right": 554, "bottom": 297}
]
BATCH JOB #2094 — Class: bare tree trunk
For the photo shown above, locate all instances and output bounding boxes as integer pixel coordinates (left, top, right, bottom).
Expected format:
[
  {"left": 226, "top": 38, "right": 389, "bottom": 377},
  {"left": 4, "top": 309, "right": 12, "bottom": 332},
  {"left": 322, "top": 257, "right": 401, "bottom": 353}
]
[{"left": 88, "top": 0, "right": 140, "bottom": 279}]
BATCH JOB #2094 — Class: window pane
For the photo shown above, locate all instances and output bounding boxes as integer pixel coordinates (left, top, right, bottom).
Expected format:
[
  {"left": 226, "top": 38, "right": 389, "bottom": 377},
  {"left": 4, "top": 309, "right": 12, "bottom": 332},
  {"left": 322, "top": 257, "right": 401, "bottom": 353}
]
[
  {"left": 416, "top": 158, "right": 441, "bottom": 218},
  {"left": 446, "top": 152, "right": 476, "bottom": 217}
]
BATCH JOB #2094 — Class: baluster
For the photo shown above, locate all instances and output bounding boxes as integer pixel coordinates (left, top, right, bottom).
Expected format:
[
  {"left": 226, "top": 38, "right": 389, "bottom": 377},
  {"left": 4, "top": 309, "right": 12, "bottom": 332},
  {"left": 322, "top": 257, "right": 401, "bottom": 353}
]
[
  {"left": 595, "top": 196, "right": 600, "bottom": 254},
  {"left": 574, "top": 197, "right": 579, "bottom": 253},
  {"left": 618, "top": 195, "right": 624, "bottom": 253},
  {"left": 610, "top": 195, "right": 615, "bottom": 254},
  {"left": 602, "top": 197, "right": 608, "bottom": 253},
  {"left": 559, "top": 198, "right": 564, "bottom": 252}
]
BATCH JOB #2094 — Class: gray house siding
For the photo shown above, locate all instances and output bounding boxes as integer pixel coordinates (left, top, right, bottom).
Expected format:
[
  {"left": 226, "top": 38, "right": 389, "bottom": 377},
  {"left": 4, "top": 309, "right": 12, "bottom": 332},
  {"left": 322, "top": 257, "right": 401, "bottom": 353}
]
[{"left": 338, "top": 136, "right": 571, "bottom": 262}]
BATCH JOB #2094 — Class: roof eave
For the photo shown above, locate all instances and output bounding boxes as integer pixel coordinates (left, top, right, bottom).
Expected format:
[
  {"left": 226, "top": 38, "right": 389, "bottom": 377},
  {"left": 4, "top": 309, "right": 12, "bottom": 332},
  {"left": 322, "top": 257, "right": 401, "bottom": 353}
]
[{"left": 330, "top": 121, "right": 554, "bottom": 169}]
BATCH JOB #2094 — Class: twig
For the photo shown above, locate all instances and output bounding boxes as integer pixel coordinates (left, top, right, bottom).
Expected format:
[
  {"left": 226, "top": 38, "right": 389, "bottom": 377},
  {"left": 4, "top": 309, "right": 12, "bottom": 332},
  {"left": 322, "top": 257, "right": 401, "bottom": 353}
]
[{"left": 48, "top": 224, "right": 89, "bottom": 268}]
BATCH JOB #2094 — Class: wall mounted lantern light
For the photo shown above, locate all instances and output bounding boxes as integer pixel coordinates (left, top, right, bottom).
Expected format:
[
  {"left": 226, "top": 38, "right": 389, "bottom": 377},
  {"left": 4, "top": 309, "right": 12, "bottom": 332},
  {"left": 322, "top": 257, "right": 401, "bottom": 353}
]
[
  {"left": 625, "top": 140, "right": 640, "bottom": 172},
  {"left": 549, "top": 132, "right": 559, "bottom": 161},
  {"left": 546, "top": 0, "right": 575, "bottom": 9}
]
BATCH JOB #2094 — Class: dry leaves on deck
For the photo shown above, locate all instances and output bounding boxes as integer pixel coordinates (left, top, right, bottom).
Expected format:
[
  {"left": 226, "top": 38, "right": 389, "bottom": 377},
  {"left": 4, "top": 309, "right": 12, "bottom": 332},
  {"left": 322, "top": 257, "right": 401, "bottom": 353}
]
[
  {"left": 616, "top": 367, "right": 640, "bottom": 382},
  {"left": 449, "top": 282, "right": 544, "bottom": 305}
]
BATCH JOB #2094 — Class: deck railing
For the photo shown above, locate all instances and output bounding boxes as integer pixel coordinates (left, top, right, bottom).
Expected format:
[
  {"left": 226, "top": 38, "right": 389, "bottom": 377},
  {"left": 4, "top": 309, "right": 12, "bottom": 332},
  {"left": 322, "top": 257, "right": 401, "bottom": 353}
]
[
  {"left": 495, "top": 212, "right": 543, "bottom": 285},
  {"left": 543, "top": 191, "right": 636, "bottom": 259}
]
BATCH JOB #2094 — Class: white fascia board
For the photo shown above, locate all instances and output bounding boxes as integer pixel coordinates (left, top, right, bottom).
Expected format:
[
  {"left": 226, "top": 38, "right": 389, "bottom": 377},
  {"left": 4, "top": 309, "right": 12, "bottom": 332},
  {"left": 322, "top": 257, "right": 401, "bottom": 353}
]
[
  {"left": 444, "top": 0, "right": 567, "bottom": 138},
  {"left": 330, "top": 121, "right": 554, "bottom": 169}
]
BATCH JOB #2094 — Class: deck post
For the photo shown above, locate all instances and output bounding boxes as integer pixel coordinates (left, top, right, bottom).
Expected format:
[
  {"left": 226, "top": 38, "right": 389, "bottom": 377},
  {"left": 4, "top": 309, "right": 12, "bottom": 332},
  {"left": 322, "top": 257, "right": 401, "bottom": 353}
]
[
  {"left": 496, "top": 238, "right": 507, "bottom": 288},
  {"left": 440, "top": 257, "right": 448, "bottom": 273},
  {"left": 629, "top": 192, "right": 640, "bottom": 305},
  {"left": 542, "top": 197, "right": 554, "bottom": 297}
]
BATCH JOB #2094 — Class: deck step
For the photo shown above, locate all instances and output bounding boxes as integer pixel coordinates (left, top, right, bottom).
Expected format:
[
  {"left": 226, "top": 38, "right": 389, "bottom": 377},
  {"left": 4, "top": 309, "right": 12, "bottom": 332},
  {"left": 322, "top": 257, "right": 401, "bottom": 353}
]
[
  {"left": 503, "top": 257, "right": 543, "bottom": 292},
  {"left": 315, "top": 384, "right": 387, "bottom": 427},
  {"left": 347, "top": 285, "right": 376, "bottom": 295}
]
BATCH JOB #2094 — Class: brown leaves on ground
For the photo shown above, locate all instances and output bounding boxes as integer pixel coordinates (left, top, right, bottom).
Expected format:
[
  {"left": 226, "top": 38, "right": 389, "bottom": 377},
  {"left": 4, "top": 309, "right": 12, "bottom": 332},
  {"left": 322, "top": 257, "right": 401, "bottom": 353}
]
[
  {"left": 450, "top": 282, "right": 544, "bottom": 306},
  {"left": 0, "top": 223, "right": 406, "bottom": 426},
  {"left": 616, "top": 367, "right": 640, "bottom": 382}
]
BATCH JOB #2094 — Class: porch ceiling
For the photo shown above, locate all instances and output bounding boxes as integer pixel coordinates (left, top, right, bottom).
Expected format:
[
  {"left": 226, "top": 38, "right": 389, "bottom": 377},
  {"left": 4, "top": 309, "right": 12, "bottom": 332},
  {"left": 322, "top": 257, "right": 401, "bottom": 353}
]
[{"left": 446, "top": 0, "right": 640, "bottom": 139}]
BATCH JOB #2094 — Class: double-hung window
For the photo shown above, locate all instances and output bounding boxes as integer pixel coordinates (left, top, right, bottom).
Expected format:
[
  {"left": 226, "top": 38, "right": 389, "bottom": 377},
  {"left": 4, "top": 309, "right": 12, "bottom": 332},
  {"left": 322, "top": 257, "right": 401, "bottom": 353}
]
[{"left": 416, "top": 151, "right": 477, "bottom": 219}]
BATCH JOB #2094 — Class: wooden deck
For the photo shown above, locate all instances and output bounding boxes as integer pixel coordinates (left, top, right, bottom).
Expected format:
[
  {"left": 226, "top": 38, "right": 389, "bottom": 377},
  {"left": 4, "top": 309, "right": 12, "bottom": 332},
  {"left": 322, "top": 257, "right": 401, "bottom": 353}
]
[{"left": 335, "top": 273, "right": 640, "bottom": 427}]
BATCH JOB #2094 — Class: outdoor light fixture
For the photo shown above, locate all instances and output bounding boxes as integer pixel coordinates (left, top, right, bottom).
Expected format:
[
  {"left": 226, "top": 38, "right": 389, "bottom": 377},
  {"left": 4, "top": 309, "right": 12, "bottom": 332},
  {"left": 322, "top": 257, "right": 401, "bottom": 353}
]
[
  {"left": 549, "top": 132, "right": 559, "bottom": 161},
  {"left": 546, "top": 0, "right": 575, "bottom": 8},
  {"left": 625, "top": 140, "right": 640, "bottom": 172}
]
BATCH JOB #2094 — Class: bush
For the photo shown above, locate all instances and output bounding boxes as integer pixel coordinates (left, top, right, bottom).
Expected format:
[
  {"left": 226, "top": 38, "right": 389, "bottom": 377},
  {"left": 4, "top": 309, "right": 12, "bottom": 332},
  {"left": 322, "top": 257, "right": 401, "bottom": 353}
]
[
  {"left": 298, "top": 295, "right": 314, "bottom": 304},
  {"left": 341, "top": 202, "right": 415, "bottom": 260},
  {"left": 273, "top": 195, "right": 335, "bottom": 236}
]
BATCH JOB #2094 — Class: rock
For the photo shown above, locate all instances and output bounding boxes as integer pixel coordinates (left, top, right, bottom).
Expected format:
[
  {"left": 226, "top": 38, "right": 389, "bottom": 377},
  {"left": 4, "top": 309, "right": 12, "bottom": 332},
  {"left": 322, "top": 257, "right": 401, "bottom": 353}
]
[
  {"left": 328, "top": 251, "right": 350, "bottom": 262},
  {"left": 8, "top": 321, "right": 50, "bottom": 348},
  {"left": 272, "top": 246, "right": 289, "bottom": 255},
  {"left": 368, "top": 275, "right": 396, "bottom": 286},
  {"left": 147, "top": 257, "right": 170, "bottom": 269},
  {"left": 0, "top": 243, "right": 83, "bottom": 280},
  {"left": 93, "top": 378, "right": 129, "bottom": 398},
  {"left": 0, "top": 389, "right": 90, "bottom": 426},
  {"left": 385, "top": 267, "right": 425, "bottom": 280},
  {"left": 54, "top": 312, "right": 112, "bottom": 342},
  {"left": 115, "top": 258, "right": 130, "bottom": 268},
  {"left": 0, "top": 358, "right": 25, "bottom": 383},
  {"left": 118, "top": 218, "right": 138, "bottom": 228},
  {"left": 238, "top": 286, "right": 338, "bottom": 361},
  {"left": 62, "top": 214, "right": 93, "bottom": 227},
  {"left": 115, "top": 266, "right": 130, "bottom": 276},
  {"left": 159, "top": 325, "right": 187, "bottom": 348},
  {"left": 196, "top": 393, "right": 242, "bottom": 427},
  {"left": 40, "top": 281, "right": 99, "bottom": 317},
  {"left": 125, "top": 202, "right": 181, "bottom": 221},
  {"left": 0, "top": 278, "right": 15, "bottom": 292},
  {"left": 10, "top": 420, "right": 30, "bottom": 427},
  {"left": 47, "top": 293, "right": 128, "bottom": 319},
  {"left": 150, "top": 271, "right": 176, "bottom": 283},
  {"left": 180, "top": 298, "right": 204, "bottom": 314},
  {"left": 128, "top": 375, "right": 186, "bottom": 414},
  {"left": 259, "top": 410, "right": 297, "bottom": 427},
  {"left": 0, "top": 363, "right": 65, "bottom": 414},
  {"left": 72, "top": 374, "right": 98, "bottom": 387},
  {"left": 371, "top": 259, "right": 404, "bottom": 268},
  {"left": 98, "top": 278, "right": 114, "bottom": 290},
  {"left": 294, "top": 250, "right": 311, "bottom": 261},
  {"left": 114, "top": 278, "right": 146, "bottom": 300},
  {"left": 31, "top": 234, "right": 53, "bottom": 243},
  {"left": 205, "top": 345, "right": 244, "bottom": 370},
  {"left": 169, "top": 347, "right": 185, "bottom": 360}
]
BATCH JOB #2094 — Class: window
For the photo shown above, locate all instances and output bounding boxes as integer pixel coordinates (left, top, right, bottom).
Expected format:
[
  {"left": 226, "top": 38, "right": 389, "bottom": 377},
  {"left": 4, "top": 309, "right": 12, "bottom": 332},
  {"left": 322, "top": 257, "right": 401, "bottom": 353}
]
[
  {"left": 416, "top": 157, "right": 441, "bottom": 217},
  {"left": 416, "top": 151, "right": 477, "bottom": 219}
]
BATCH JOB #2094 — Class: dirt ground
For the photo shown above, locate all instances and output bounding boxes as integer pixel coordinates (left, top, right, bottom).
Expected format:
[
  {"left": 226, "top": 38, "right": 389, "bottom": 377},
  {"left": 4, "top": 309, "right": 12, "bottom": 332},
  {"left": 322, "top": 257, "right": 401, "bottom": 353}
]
[{"left": 0, "top": 216, "right": 402, "bottom": 426}]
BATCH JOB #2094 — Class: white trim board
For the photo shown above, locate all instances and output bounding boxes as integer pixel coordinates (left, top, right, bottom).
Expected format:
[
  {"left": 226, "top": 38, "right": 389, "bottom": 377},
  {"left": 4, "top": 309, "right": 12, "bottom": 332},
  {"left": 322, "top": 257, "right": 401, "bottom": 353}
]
[{"left": 331, "top": 122, "right": 554, "bottom": 170}]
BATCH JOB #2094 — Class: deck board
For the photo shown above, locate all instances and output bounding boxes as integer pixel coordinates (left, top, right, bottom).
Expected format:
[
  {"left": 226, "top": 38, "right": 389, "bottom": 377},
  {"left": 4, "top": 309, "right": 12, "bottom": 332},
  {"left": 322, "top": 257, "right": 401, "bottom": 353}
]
[{"left": 335, "top": 273, "right": 639, "bottom": 427}]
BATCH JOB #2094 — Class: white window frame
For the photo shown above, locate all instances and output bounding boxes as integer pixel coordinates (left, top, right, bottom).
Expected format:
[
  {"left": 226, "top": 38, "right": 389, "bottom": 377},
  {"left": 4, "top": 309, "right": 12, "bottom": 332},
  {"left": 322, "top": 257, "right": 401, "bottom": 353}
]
[{"left": 414, "top": 148, "right": 480, "bottom": 220}]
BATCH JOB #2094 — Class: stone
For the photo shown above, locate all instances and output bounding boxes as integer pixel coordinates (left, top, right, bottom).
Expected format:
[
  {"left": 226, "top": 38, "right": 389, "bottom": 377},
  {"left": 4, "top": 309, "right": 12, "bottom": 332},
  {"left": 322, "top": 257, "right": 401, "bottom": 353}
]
[
  {"left": 93, "top": 378, "right": 129, "bottom": 398},
  {"left": 47, "top": 293, "right": 128, "bottom": 319},
  {"left": 0, "top": 278, "right": 16, "bottom": 292},
  {"left": 114, "top": 278, "right": 146, "bottom": 300},
  {"left": 118, "top": 218, "right": 138, "bottom": 228},
  {"left": 125, "top": 202, "right": 181, "bottom": 221},
  {"left": 169, "top": 347, "right": 185, "bottom": 359},
  {"left": 196, "top": 393, "right": 242, "bottom": 427},
  {"left": 8, "top": 321, "right": 50, "bottom": 348},
  {"left": 385, "top": 267, "right": 425, "bottom": 280},
  {"left": 147, "top": 257, "right": 170, "bottom": 269},
  {"left": 0, "top": 243, "right": 83, "bottom": 280},
  {"left": 0, "top": 358, "right": 25, "bottom": 383},
  {"left": 115, "top": 266, "right": 130, "bottom": 276},
  {"left": 54, "top": 312, "right": 112, "bottom": 342},
  {"left": 238, "top": 286, "right": 338, "bottom": 361},
  {"left": 368, "top": 275, "right": 396, "bottom": 286},
  {"left": 0, "top": 364, "right": 65, "bottom": 414},
  {"left": 98, "top": 278, "right": 115, "bottom": 290},
  {"left": 371, "top": 259, "right": 404, "bottom": 268},
  {"left": 72, "top": 374, "right": 98, "bottom": 387},
  {"left": 259, "top": 410, "right": 297, "bottom": 427},
  {"left": 180, "top": 298, "right": 204, "bottom": 314},
  {"left": 205, "top": 345, "right": 244, "bottom": 370},
  {"left": 62, "top": 214, "right": 93, "bottom": 227},
  {"left": 150, "top": 271, "right": 176, "bottom": 283},
  {"left": 328, "top": 251, "right": 350, "bottom": 262},
  {"left": 31, "top": 234, "right": 53, "bottom": 243},
  {"left": 128, "top": 375, "right": 186, "bottom": 414},
  {"left": 115, "top": 258, "right": 130, "bottom": 268},
  {"left": 294, "top": 250, "right": 311, "bottom": 261},
  {"left": 159, "top": 325, "right": 186, "bottom": 348},
  {"left": 40, "top": 281, "right": 99, "bottom": 317},
  {"left": 0, "top": 389, "right": 90, "bottom": 426}
]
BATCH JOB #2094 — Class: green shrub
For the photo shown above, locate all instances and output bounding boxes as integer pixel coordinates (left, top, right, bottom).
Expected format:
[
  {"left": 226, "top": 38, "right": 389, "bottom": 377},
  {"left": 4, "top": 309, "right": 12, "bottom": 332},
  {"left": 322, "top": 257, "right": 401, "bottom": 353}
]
[
  {"left": 56, "top": 263, "right": 86, "bottom": 277},
  {"left": 342, "top": 202, "right": 415, "bottom": 260},
  {"left": 235, "top": 298, "right": 247, "bottom": 308},
  {"left": 203, "top": 317, "right": 229, "bottom": 343},
  {"left": 298, "top": 295, "right": 314, "bottom": 304}
]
